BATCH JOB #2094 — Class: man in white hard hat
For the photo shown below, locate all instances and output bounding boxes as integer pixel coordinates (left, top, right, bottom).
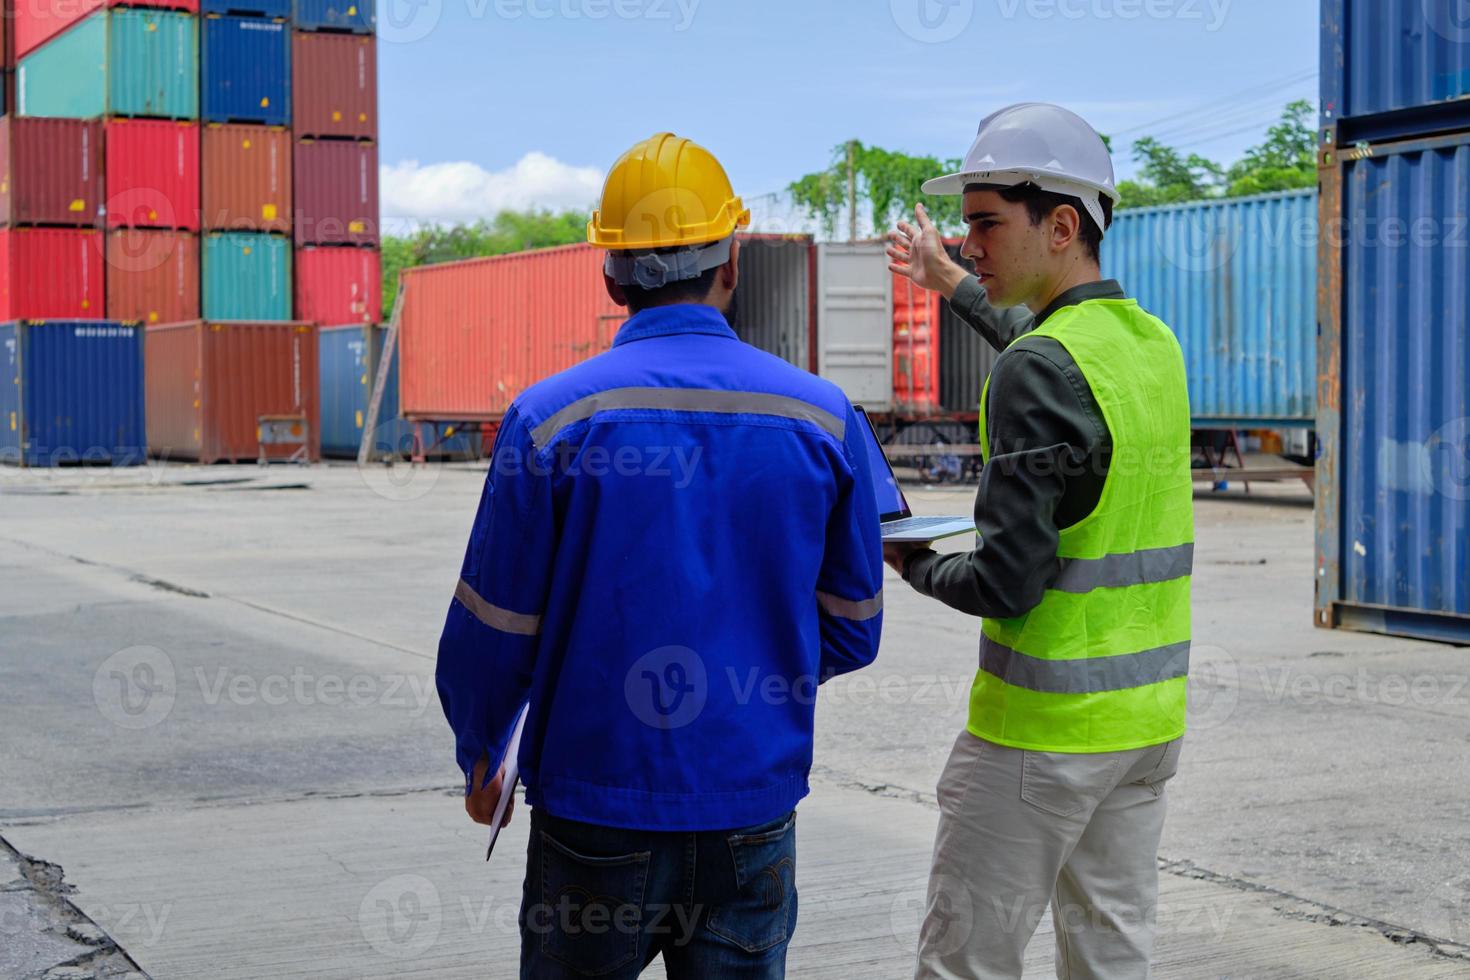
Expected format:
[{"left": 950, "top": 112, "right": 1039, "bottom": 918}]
[{"left": 885, "top": 103, "right": 1193, "bottom": 979}]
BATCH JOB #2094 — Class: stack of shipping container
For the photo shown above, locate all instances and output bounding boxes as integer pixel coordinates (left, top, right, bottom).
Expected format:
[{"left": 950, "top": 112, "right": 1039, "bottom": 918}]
[
  {"left": 1314, "top": 0, "right": 1470, "bottom": 644},
  {"left": 2, "top": 0, "right": 380, "bottom": 465},
  {"left": 293, "top": 0, "right": 395, "bottom": 459}
]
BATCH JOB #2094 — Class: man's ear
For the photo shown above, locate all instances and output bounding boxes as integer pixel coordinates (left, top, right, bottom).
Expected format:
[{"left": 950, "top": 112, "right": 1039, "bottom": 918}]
[
  {"left": 604, "top": 273, "right": 629, "bottom": 308},
  {"left": 1050, "top": 204, "right": 1081, "bottom": 254},
  {"left": 720, "top": 238, "right": 741, "bottom": 292}
]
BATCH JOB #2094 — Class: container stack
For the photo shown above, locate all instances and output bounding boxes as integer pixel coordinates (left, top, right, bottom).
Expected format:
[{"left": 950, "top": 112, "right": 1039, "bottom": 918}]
[
  {"left": 2, "top": 0, "right": 377, "bottom": 465},
  {"left": 291, "top": 0, "right": 380, "bottom": 327},
  {"left": 5, "top": 0, "right": 199, "bottom": 466},
  {"left": 1314, "top": 0, "right": 1470, "bottom": 644},
  {"left": 200, "top": 0, "right": 291, "bottom": 320}
]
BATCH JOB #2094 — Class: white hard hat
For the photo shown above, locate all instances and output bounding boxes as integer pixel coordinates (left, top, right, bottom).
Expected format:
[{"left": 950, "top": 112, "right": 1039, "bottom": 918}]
[{"left": 923, "top": 102, "right": 1120, "bottom": 234}]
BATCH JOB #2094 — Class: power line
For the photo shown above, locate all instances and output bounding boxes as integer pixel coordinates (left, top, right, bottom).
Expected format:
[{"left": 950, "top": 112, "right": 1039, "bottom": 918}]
[
  {"left": 1108, "top": 67, "right": 1317, "bottom": 140},
  {"left": 1172, "top": 117, "right": 1298, "bottom": 152},
  {"left": 1140, "top": 104, "right": 1300, "bottom": 150},
  {"left": 1143, "top": 86, "right": 1314, "bottom": 145}
]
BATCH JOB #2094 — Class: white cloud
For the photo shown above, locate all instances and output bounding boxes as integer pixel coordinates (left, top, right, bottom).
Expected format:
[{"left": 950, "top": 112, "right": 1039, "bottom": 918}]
[{"left": 379, "top": 152, "right": 604, "bottom": 228}]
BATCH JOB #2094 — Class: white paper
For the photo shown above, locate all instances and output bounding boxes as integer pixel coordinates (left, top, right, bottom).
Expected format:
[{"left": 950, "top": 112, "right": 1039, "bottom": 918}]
[{"left": 485, "top": 704, "right": 528, "bottom": 861}]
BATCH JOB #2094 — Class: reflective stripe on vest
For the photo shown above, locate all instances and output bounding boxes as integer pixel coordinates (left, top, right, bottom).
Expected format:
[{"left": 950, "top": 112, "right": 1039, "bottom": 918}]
[{"left": 971, "top": 297, "right": 1194, "bottom": 753}]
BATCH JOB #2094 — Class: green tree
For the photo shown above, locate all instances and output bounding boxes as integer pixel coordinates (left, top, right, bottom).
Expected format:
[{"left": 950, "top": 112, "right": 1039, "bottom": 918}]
[
  {"left": 1223, "top": 99, "right": 1317, "bottom": 197},
  {"left": 1115, "top": 100, "right": 1317, "bottom": 208},
  {"left": 381, "top": 208, "right": 589, "bottom": 311},
  {"left": 786, "top": 101, "right": 1318, "bottom": 229},
  {"left": 1118, "top": 136, "right": 1225, "bottom": 207},
  {"left": 788, "top": 141, "right": 963, "bottom": 239}
]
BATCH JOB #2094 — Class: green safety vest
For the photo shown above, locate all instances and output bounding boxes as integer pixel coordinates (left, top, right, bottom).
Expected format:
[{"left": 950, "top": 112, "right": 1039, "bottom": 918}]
[{"left": 974, "top": 297, "right": 1193, "bottom": 753}]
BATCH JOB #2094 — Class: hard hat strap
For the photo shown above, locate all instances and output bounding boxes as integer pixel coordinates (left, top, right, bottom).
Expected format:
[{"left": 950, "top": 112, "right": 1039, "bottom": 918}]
[{"left": 604, "top": 235, "right": 735, "bottom": 290}]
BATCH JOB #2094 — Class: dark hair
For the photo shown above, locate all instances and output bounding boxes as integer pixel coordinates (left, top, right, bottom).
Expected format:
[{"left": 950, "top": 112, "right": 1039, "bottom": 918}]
[
  {"left": 966, "top": 182, "right": 1113, "bottom": 263},
  {"left": 621, "top": 266, "right": 720, "bottom": 313}
]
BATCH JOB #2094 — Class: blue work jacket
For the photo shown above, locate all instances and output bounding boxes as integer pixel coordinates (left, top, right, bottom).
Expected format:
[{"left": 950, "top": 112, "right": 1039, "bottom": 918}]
[{"left": 435, "top": 303, "right": 884, "bottom": 831}]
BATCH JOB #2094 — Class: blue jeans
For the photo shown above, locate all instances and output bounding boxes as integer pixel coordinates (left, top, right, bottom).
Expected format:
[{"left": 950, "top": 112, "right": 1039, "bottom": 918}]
[{"left": 519, "top": 808, "right": 798, "bottom": 979}]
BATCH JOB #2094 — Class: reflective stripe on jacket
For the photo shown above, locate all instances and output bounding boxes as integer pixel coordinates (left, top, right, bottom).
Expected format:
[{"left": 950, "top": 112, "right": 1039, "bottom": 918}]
[
  {"left": 436, "top": 303, "right": 884, "bottom": 831},
  {"left": 973, "top": 297, "right": 1193, "bottom": 752}
]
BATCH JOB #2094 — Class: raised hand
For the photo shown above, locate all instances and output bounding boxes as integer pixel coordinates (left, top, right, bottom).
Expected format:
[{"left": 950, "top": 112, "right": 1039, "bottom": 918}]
[{"left": 886, "top": 202, "right": 969, "bottom": 299}]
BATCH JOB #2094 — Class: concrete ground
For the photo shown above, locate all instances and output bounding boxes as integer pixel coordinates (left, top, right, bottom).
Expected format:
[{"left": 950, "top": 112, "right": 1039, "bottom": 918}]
[{"left": 1, "top": 461, "right": 1466, "bottom": 978}]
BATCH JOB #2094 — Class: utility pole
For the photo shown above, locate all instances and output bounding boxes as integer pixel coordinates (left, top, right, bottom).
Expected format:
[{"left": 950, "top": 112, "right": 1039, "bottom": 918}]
[{"left": 846, "top": 140, "right": 857, "bottom": 243}]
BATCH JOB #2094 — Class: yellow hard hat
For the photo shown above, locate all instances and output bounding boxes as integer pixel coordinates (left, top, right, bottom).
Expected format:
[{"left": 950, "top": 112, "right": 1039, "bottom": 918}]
[{"left": 588, "top": 133, "right": 750, "bottom": 251}]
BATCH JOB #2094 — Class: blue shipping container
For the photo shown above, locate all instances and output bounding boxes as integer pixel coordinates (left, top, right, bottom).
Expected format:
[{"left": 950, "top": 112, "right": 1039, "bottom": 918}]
[
  {"left": 1316, "top": 129, "right": 1470, "bottom": 645},
  {"left": 1322, "top": 0, "right": 1470, "bottom": 143},
  {"left": 294, "top": 0, "right": 374, "bottom": 33},
  {"left": 1102, "top": 189, "right": 1317, "bottom": 428},
  {"left": 202, "top": 0, "right": 292, "bottom": 19},
  {"left": 0, "top": 321, "right": 146, "bottom": 467},
  {"left": 319, "top": 324, "right": 476, "bottom": 459},
  {"left": 202, "top": 15, "right": 291, "bottom": 126}
]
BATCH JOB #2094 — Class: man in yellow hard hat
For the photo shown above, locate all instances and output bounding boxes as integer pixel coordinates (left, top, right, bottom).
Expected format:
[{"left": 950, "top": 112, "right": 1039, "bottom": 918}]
[
  {"left": 886, "top": 103, "right": 1192, "bottom": 979},
  {"left": 436, "top": 133, "right": 885, "bottom": 978}
]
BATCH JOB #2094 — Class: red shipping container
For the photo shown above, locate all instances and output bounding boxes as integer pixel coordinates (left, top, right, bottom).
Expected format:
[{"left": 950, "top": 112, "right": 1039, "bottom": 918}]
[
  {"left": 106, "top": 229, "right": 199, "bottom": 324},
  {"left": 105, "top": 119, "right": 200, "bottom": 231},
  {"left": 293, "top": 139, "right": 378, "bottom": 246},
  {"left": 145, "top": 320, "right": 320, "bottom": 463},
  {"left": 892, "top": 272, "right": 940, "bottom": 414},
  {"left": 0, "top": 117, "right": 104, "bottom": 227},
  {"left": 14, "top": 0, "right": 197, "bottom": 62},
  {"left": 295, "top": 245, "right": 380, "bottom": 325},
  {"left": 291, "top": 31, "right": 377, "bottom": 140},
  {"left": 0, "top": 227, "right": 104, "bottom": 320},
  {"left": 398, "top": 243, "right": 626, "bottom": 421},
  {"left": 201, "top": 123, "right": 291, "bottom": 234}
]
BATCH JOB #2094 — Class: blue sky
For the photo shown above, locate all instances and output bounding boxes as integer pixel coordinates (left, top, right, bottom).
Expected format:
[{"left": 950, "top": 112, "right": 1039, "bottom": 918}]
[{"left": 376, "top": 0, "right": 1320, "bottom": 230}]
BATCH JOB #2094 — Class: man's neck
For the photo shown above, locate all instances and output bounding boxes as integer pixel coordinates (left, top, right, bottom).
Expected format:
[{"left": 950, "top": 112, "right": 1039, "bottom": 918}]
[{"left": 1026, "top": 257, "right": 1103, "bottom": 315}]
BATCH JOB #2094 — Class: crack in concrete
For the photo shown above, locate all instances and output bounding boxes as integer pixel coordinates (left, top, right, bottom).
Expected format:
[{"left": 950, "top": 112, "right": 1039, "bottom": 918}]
[
  {"left": 1155, "top": 859, "right": 1470, "bottom": 962},
  {"left": 2, "top": 784, "right": 463, "bottom": 825},
  {"left": 0, "top": 534, "right": 432, "bottom": 661},
  {"left": 0, "top": 835, "right": 150, "bottom": 979},
  {"left": 127, "top": 576, "right": 210, "bottom": 599},
  {"left": 809, "top": 767, "right": 1470, "bottom": 964}
]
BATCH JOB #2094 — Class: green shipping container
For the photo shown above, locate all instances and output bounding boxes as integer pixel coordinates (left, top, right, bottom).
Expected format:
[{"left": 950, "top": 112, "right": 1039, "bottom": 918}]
[
  {"left": 18, "top": 10, "right": 198, "bottom": 120},
  {"left": 203, "top": 232, "right": 291, "bottom": 320}
]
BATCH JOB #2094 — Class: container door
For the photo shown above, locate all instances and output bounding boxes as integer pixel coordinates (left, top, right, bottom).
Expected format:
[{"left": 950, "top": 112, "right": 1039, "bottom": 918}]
[
  {"left": 1318, "top": 129, "right": 1470, "bottom": 643},
  {"left": 892, "top": 272, "right": 938, "bottom": 414},
  {"left": 817, "top": 243, "right": 892, "bottom": 411}
]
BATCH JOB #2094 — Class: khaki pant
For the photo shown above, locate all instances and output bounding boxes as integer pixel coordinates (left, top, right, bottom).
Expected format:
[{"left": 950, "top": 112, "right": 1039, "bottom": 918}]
[{"left": 915, "top": 732, "right": 1183, "bottom": 980}]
